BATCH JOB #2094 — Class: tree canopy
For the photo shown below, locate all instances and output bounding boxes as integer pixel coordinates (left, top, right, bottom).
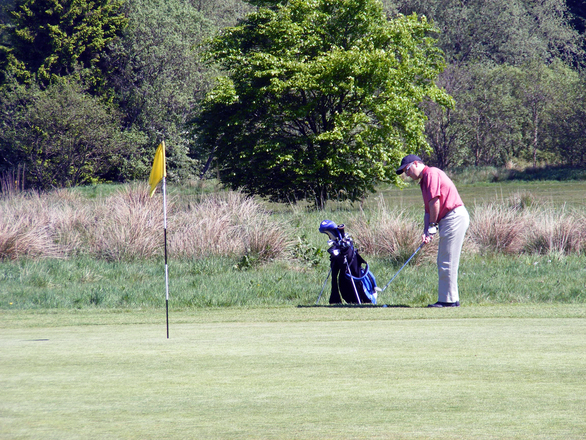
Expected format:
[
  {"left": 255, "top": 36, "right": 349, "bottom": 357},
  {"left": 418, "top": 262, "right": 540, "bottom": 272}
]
[
  {"left": 105, "top": 0, "right": 216, "bottom": 181},
  {"left": 0, "top": 78, "right": 140, "bottom": 189},
  {"left": 0, "top": 0, "right": 127, "bottom": 90},
  {"left": 196, "top": 0, "right": 452, "bottom": 208},
  {"left": 1, "top": 0, "right": 586, "bottom": 194}
]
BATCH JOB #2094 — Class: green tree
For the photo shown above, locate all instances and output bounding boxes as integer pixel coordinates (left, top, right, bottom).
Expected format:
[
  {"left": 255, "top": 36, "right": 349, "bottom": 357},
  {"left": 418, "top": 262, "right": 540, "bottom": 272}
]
[
  {"left": 511, "top": 60, "right": 579, "bottom": 167},
  {"left": 546, "top": 69, "right": 586, "bottom": 165},
  {"left": 567, "top": 0, "right": 586, "bottom": 35},
  {"left": 394, "top": 0, "right": 584, "bottom": 66},
  {"left": 424, "top": 61, "right": 582, "bottom": 169},
  {"left": 192, "top": 0, "right": 253, "bottom": 30},
  {"left": 391, "top": 0, "right": 586, "bottom": 169},
  {"left": 105, "top": 0, "right": 217, "bottom": 181},
  {"left": 0, "top": 77, "right": 144, "bottom": 189},
  {"left": 421, "top": 64, "right": 471, "bottom": 169},
  {"left": 195, "top": 0, "right": 452, "bottom": 208},
  {"left": 0, "top": 0, "right": 127, "bottom": 91}
]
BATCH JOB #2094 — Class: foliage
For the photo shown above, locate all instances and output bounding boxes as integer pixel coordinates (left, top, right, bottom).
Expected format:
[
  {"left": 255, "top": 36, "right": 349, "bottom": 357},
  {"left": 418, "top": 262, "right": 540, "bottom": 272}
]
[
  {"left": 423, "top": 60, "right": 585, "bottom": 168},
  {"left": 0, "top": 0, "right": 127, "bottom": 91},
  {"left": 195, "top": 0, "right": 453, "bottom": 209},
  {"left": 1, "top": 0, "right": 586, "bottom": 190},
  {"left": 567, "top": 0, "right": 586, "bottom": 35},
  {"left": 194, "top": 0, "right": 254, "bottom": 30},
  {"left": 394, "top": 0, "right": 584, "bottom": 66},
  {"left": 291, "top": 234, "right": 323, "bottom": 267},
  {"left": 105, "top": 0, "right": 218, "bottom": 181},
  {"left": 385, "top": 0, "right": 586, "bottom": 170},
  {"left": 0, "top": 77, "right": 144, "bottom": 189}
]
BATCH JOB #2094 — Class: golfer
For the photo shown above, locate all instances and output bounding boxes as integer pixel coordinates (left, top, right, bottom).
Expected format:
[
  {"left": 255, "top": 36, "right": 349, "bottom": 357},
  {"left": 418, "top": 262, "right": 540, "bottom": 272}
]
[{"left": 396, "top": 155, "right": 469, "bottom": 307}]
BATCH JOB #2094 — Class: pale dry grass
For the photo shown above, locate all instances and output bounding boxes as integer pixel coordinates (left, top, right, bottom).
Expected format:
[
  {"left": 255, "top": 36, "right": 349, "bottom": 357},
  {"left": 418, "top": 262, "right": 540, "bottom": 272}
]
[
  {"left": 350, "top": 199, "right": 437, "bottom": 262},
  {"left": 0, "top": 185, "right": 291, "bottom": 262},
  {"left": 469, "top": 192, "right": 586, "bottom": 256},
  {"left": 522, "top": 207, "right": 586, "bottom": 255},
  {"left": 0, "top": 193, "right": 64, "bottom": 259},
  {"left": 2, "top": 187, "right": 585, "bottom": 261},
  {"left": 468, "top": 203, "right": 527, "bottom": 254},
  {"left": 352, "top": 191, "right": 586, "bottom": 259},
  {"left": 170, "top": 191, "right": 291, "bottom": 260},
  {"left": 89, "top": 184, "right": 164, "bottom": 261}
]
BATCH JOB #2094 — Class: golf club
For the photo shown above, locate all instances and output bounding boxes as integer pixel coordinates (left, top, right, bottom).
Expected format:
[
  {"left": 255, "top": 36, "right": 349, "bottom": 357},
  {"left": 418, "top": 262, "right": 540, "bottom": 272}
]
[
  {"left": 315, "top": 267, "right": 332, "bottom": 305},
  {"left": 381, "top": 242, "right": 424, "bottom": 292},
  {"left": 345, "top": 256, "right": 362, "bottom": 304}
]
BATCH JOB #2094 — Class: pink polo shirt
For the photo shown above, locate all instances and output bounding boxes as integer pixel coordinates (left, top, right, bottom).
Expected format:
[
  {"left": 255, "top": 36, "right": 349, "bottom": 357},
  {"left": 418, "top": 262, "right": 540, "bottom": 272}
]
[{"left": 419, "top": 166, "right": 463, "bottom": 221}]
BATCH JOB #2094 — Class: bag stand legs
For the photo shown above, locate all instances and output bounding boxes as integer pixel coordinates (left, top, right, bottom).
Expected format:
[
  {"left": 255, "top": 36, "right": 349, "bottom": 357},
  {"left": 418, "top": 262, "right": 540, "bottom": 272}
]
[{"left": 315, "top": 267, "right": 332, "bottom": 305}]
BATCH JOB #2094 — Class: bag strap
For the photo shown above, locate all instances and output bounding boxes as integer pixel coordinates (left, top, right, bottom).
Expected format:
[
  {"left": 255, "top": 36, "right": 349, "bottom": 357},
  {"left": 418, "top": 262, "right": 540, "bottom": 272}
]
[{"left": 344, "top": 263, "right": 370, "bottom": 281}]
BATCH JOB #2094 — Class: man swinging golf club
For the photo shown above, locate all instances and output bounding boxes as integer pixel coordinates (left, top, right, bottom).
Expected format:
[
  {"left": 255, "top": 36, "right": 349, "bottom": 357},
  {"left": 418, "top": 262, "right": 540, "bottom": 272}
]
[{"left": 396, "top": 155, "right": 470, "bottom": 307}]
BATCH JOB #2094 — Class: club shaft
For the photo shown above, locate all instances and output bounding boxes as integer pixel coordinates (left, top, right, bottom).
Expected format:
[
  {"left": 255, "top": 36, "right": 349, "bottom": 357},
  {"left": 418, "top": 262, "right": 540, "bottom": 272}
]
[
  {"left": 316, "top": 268, "right": 332, "bottom": 304},
  {"left": 382, "top": 243, "right": 424, "bottom": 292}
]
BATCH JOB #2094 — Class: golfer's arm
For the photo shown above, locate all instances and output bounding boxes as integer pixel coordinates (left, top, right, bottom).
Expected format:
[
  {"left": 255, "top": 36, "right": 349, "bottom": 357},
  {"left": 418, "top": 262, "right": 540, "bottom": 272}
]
[{"left": 428, "top": 197, "right": 440, "bottom": 224}]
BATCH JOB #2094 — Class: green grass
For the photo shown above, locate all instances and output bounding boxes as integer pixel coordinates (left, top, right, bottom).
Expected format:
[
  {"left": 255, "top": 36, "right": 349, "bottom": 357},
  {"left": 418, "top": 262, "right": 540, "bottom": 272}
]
[
  {"left": 2, "top": 253, "right": 586, "bottom": 309},
  {"left": 376, "top": 178, "right": 586, "bottom": 211},
  {"left": 2, "top": 306, "right": 585, "bottom": 439},
  {"left": 3, "top": 177, "right": 586, "bottom": 439}
]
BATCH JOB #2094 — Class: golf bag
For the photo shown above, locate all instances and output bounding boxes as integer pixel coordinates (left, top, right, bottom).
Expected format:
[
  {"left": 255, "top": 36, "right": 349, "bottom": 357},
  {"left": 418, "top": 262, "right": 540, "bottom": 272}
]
[{"left": 319, "top": 220, "right": 378, "bottom": 305}]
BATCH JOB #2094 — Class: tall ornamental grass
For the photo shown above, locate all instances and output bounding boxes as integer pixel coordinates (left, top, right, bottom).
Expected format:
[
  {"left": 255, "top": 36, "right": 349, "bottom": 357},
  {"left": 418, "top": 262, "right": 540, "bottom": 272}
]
[
  {"left": 469, "top": 192, "right": 586, "bottom": 256},
  {"left": 349, "top": 199, "right": 438, "bottom": 263},
  {"left": 0, "top": 185, "right": 292, "bottom": 262},
  {"left": 170, "top": 191, "right": 290, "bottom": 260},
  {"left": 2, "top": 187, "right": 586, "bottom": 262},
  {"left": 468, "top": 203, "right": 526, "bottom": 254},
  {"left": 523, "top": 207, "right": 585, "bottom": 255}
]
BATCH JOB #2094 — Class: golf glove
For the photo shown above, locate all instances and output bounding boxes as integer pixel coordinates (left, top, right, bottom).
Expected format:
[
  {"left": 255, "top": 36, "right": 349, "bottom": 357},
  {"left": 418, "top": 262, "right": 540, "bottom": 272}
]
[{"left": 427, "top": 222, "right": 438, "bottom": 236}]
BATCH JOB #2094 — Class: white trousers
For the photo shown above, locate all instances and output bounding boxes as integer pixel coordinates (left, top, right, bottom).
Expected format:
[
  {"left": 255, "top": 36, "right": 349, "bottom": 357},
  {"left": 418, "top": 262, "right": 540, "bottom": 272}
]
[{"left": 437, "top": 206, "right": 469, "bottom": 303}]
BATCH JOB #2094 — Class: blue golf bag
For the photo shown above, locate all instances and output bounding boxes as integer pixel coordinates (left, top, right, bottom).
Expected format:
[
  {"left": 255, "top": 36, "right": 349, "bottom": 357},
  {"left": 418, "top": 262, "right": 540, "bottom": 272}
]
[{"left": 319, "top": 220, "right": 378, "bottom": 305}]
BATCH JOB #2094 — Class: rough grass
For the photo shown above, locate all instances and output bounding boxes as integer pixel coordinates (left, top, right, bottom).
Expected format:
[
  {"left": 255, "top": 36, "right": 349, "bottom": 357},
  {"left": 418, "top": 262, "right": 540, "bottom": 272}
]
[
  {"left": 3, "top": 183, "right": 586, "bottom": 309},
  {"left": 0, "top": 184, "right": 293, "bottom": 262},
  {"left": 3, "top": 185, "right": 586, "bottom": 263},
  {"left": 2, "top": 253, "right": 586, "bottom": 309}
]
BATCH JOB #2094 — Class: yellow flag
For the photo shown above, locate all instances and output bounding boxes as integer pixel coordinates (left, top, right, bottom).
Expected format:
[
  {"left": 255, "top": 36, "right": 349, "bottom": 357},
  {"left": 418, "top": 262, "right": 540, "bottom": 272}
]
[{"left": 149, "top": 142, "right": 166, "bottom": 197}]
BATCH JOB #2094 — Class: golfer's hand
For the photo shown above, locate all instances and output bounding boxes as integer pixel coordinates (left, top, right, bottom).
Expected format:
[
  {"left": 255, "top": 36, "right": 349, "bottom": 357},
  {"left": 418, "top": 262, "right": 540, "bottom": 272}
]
[{"left": 422, "top": 233, "right": 433, "bottom": 244}]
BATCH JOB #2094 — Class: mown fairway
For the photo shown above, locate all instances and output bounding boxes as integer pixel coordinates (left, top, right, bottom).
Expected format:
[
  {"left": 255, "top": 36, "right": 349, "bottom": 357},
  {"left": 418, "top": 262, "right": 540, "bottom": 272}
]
[{"left": 2, "top": 306, "right": 586, "bottom": 440}]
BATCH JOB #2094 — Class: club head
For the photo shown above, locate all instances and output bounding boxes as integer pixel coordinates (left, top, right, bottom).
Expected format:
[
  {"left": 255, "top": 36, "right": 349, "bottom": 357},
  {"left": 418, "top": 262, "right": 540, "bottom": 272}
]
[{"left": 319, "top": 219, "right": 341, "bottom": 241}]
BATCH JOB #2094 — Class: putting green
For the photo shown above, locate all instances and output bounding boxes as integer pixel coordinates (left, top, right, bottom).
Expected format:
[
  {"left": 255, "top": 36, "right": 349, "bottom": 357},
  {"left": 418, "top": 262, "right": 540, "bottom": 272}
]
[{"left": 1, "top": 306, "right": 585, "bottom": 439}]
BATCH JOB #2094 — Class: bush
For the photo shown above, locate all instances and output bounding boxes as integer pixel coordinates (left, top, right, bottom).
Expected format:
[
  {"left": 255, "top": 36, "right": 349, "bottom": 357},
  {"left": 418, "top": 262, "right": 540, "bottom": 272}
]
[
  {"left": 0, "top": 79, "right": 147, "bottom": 190},
  {"left": 2, "top": 186, "right": 586, "bottom": 263},
  {"left": 0, "top": 185, "right": 292, "bottom": 262}
]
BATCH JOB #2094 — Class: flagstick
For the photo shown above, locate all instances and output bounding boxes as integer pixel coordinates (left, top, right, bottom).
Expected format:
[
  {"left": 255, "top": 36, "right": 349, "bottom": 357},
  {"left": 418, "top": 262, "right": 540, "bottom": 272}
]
[{"left": 163, "top": 176, "right": 169, "bottom": 339}]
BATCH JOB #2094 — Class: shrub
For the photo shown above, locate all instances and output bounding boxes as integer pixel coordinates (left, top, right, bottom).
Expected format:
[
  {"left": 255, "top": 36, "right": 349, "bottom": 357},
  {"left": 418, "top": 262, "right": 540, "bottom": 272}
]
[
  {"left": 349, "top": 199, "right": 435, "bottom": 263},
  {"left": 523, "top": 208, "right": 585, "bottom": 255},
  {"left": 468, "top": 204, "right": 526, "bottom": 254}
]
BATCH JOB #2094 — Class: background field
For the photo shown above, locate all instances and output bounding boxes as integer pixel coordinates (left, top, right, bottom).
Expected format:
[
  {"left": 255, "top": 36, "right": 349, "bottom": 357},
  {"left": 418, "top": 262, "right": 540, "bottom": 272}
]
[{"left": 2, "top": 306, "right": 586, "bottom": 440}]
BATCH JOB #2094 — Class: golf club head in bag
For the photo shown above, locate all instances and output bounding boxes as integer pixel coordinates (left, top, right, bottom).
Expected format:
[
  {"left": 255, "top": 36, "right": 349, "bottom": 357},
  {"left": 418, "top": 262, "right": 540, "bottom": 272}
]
[{"left": 319, "top": 219, "right": 342, "bottom": 241}]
